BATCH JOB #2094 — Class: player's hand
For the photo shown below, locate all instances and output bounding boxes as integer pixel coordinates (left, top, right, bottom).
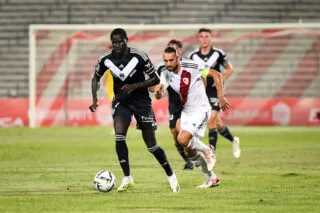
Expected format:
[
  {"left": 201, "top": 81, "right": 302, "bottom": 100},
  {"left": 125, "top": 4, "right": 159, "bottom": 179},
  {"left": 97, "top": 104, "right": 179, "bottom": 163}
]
[
  {"left": 218, "top": 96, "right": 231, "bottom": 112},
  {"left": 212, "top": 83, "right": 216, "bottom": 88},
  {"left": 89, "top": 102, "right": 99, "bottom": 112},
  {"left": 154, "top": 84, "right": 164, "bottom": 99},
  {"left": 121, "top": 84, "right": 137, "bottom": 94}
]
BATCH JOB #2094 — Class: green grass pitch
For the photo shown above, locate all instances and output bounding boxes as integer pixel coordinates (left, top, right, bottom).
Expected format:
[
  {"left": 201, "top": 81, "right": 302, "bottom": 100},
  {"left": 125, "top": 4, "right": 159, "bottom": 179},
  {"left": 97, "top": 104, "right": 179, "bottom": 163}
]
[{"left": 0, "top": 126, "right": 319, "bottom": 213}]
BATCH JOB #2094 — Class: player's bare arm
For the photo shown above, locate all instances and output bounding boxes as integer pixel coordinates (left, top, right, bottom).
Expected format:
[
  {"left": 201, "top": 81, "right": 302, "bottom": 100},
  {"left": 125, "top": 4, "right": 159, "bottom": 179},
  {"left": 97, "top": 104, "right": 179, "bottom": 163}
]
[
  {"left": 222, "top": 63, "right": 233, "bottom": 82},
  {"left": 89, "top": 73, "right": 101, "bottom": 112},
  {"left": 121, "top": 71, "right": 160, "bottom": 94},
  {"left": 208, "top": 69, "right": 231, "bottom": 111}
]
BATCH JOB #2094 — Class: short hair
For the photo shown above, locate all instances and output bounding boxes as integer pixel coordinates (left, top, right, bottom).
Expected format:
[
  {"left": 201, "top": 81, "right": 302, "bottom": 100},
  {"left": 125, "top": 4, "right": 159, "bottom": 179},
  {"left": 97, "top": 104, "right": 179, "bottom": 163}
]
[
  {"left": 110, "top": 28, "right": 128, "bottom": 41},
  {"left": 167, "top": 39, "right": 183, "bottom": 48},
  {"left": 164, "top": 46, "right": 178, "bottom": 55},
  {"left": 198, "top": 28, "right": 211, "bottom": 34}
]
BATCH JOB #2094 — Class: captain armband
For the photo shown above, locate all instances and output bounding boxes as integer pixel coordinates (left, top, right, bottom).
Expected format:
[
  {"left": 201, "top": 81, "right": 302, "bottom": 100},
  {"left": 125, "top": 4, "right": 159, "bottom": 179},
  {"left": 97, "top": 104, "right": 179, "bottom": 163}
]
[{"left": 201, "top": 68, "right": 209, "bottom": 77}]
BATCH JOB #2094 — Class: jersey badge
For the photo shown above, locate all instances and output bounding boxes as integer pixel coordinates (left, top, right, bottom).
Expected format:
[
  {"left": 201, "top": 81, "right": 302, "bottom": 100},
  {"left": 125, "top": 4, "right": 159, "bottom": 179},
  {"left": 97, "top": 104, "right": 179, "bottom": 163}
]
[{"left": 182, "top": 77, "right": 189, "bottom": 85}]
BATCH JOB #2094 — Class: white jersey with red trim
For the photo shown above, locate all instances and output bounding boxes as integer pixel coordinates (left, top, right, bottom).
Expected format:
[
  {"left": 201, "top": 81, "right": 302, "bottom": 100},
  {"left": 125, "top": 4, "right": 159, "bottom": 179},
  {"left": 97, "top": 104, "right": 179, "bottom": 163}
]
[{"left": 160, "top": 59, "right": 211, "bottom": 113}]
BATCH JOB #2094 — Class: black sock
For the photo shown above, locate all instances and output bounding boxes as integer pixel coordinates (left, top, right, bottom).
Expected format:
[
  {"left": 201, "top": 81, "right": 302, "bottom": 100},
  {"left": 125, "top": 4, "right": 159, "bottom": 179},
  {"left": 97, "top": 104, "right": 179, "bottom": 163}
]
[
  {"left": 219, "top": 126, "right": 234, "bottom": 142},
  {"left": 148, "top": 145, "right": 173, "bottom": 176},
  {"left": 175, "top": 142, "right": 188, "bottom": 162},
  {"left": 209, "top": 128, "right": 218, "bottom": 150},
  {"left": 115, "top": 134, "right": 130, "bottom": 176}
]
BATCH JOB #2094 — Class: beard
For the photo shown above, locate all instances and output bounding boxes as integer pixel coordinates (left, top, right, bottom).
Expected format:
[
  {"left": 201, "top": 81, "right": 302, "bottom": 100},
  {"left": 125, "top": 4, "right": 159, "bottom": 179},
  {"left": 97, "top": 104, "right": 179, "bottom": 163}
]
[{"left": 167, "top": 64, "right": 179, "bottom": 72}]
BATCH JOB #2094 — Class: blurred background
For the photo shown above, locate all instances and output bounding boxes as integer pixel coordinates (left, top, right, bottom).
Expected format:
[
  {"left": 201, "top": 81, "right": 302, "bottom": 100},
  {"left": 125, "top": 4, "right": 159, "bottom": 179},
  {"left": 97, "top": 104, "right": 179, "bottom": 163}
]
[{"left": 0, "top": 0, "right": 319, "bottom": 127}]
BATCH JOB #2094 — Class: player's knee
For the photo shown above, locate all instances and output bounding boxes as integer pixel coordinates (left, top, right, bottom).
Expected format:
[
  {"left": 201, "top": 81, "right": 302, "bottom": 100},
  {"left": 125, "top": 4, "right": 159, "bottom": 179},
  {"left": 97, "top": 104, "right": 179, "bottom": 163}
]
[
  {"left": 216, "top": 120, "right": 224, "bottom": 130},
  {"left": 177, "top": 134, "right": 188, "bottom": 147},
  {"left": 208, "top": 121, "right": 217, "bottom": 129}
]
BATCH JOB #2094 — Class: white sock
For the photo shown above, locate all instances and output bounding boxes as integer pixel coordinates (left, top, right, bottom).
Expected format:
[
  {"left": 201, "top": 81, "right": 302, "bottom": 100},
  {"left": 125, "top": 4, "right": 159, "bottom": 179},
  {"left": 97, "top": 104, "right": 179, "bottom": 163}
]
[
  {"left": 190, "top": 153, "right": 211, "bottom": 177},
  {"left": 187, "top": 137, "right": 210, "bottom": 154}
]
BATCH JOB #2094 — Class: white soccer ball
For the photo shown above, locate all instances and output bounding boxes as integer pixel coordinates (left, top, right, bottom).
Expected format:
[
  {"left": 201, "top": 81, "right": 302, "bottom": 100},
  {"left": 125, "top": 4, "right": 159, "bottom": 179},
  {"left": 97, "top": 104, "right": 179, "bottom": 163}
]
[{"left": 93, "top": 170, "right": 116, "bottom": 192}]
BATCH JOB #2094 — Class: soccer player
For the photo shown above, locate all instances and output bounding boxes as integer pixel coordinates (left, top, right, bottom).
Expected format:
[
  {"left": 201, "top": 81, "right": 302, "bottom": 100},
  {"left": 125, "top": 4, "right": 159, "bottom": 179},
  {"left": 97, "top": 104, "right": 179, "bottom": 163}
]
[
  {"left": 89, "top": 28, "right": 180, "bottom": 192},
  {"left": 151, "top": 39, "right": 193, "bottom": 170},
  {"left": 189, "top": 28, "right": 241, "bottom": 158},
  {"left": 154, "top": 46, "right": 230, "bottom": 188}
]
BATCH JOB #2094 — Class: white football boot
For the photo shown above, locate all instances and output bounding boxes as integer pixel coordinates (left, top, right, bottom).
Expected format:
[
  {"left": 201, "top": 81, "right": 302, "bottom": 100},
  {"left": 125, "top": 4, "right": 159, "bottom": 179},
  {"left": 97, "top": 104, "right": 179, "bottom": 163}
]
[
  {"left": 196, "top": 176, "right": 220, "bottom": 188},
  {"left": 168, "top": 173, "right": 180, "bottom": 192},
  {"left": 117, "top": 176, "right": 134, "bottom": 192}
]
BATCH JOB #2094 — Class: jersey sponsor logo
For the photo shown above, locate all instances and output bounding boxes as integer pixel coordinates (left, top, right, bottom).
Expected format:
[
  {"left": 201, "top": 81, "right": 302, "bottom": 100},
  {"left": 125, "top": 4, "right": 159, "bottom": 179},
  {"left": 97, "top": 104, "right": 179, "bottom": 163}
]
[
  {"left": 105, "top": 57, "right": 139, "bottom": 81},
  {"left": 141, "top": 115, "right": 155, "bottom": 123}
]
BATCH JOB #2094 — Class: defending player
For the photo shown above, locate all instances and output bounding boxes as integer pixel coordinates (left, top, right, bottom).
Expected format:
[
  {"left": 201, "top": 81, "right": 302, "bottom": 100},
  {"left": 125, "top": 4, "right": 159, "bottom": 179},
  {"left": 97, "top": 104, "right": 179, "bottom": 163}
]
[
  {"left": 89, "top": 28, "right": 180, "bottom": 192},
  {"left": 154, "top": 46, "right": 230, "bottom": 188},
  {"left": 189, "top": 28, "right": 241, "bottom": 158}
]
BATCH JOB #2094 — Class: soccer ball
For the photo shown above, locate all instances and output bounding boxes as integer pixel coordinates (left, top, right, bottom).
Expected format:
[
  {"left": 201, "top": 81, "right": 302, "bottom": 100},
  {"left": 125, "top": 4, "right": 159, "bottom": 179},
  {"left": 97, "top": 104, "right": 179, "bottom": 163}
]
[{"left": 93, "top": 170, "right": 116, "bottom": 192}]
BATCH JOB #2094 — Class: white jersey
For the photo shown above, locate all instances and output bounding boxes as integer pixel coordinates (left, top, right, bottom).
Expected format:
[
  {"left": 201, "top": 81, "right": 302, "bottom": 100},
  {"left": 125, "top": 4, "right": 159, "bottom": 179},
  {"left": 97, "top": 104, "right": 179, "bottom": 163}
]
[{"left": 160, "top": 58, "right": 211, "bottom": 113}]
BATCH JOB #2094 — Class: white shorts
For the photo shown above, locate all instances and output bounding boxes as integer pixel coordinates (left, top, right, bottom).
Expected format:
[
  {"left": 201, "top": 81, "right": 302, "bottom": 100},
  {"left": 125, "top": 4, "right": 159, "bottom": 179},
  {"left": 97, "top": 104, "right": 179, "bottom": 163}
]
[{"left": 180, "top": 109, "right": 211, "bottom": 137}]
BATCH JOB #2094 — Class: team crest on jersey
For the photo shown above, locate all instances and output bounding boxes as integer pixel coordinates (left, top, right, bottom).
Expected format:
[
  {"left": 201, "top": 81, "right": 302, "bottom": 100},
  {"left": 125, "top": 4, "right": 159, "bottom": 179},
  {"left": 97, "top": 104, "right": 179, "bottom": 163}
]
[{"left": 182, "top": 77, "right": 189, "bottom": 85}]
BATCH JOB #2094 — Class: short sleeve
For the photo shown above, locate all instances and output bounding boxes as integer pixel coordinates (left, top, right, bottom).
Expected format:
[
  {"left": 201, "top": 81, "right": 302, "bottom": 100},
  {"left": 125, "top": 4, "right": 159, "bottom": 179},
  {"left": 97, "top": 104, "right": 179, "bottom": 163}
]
[
  {"left": 95, "top": 58, "right": 107, "bottom": 77},
  {"left": 217, "top": 50, "right": 229, "bottom": 67},
  {"left": 144, "top": 59, "right": 156, "bottom": 76}
]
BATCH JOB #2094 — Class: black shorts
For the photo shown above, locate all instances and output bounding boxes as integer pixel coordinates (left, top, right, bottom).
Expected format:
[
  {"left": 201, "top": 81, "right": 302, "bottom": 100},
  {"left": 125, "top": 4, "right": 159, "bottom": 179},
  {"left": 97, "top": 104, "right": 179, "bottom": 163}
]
[
  {"left": 169, "top": 111, "right": 181, "bottom": 129},
  {"left": 208, "top": 96, "right": 221, "bottom": 111},
  {"left": 112, "top": 100, "right": 157, "bottom": 131}
]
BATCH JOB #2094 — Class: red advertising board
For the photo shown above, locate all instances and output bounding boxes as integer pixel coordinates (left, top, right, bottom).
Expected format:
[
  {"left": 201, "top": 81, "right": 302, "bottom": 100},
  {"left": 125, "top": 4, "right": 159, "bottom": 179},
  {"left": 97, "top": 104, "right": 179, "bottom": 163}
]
[{"left": 0, "top": 98, "right": 319, "bottom": 127}]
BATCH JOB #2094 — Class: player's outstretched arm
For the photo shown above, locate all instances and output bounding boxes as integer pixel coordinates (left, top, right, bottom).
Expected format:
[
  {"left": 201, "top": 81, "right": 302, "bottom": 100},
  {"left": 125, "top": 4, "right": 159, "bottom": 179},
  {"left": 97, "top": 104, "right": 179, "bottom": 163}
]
[
  {"left": 208, "top": 69, "right": 231, "bottom": 112},
  {"left": 89, "top": 74, "right": 101, "bottom": 112}
]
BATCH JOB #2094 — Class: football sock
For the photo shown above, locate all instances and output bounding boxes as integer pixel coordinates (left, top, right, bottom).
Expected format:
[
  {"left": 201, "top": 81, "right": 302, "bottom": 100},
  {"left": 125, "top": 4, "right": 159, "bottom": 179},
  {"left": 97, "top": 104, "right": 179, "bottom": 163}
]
[
  {"left": 148, "top": 145, "right": 173, "bottom": 176},
  {"left": 115, "top": 134, "right": 130, "bottom": 176},
  {"left": 191, "top": 153, "right": 211, "bottom": 177},
  {"left": 187, "top": 137, "right": 210, "bottom": 154},
  {"left": 209, "top": 128, "right": 218, "bottom": 150},
  {"left": 219, "top": 126, "right": 234, "bottom": 142},
  {"left": 175, "top": 142, "right": 188, "bottom": 162}
]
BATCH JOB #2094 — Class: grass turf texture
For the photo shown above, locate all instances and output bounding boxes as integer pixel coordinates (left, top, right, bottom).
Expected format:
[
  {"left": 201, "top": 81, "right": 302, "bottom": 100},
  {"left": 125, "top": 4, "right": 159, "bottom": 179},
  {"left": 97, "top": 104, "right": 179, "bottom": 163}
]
[{"left": 0, "top": 126, "right": 319, "bottom": 213}]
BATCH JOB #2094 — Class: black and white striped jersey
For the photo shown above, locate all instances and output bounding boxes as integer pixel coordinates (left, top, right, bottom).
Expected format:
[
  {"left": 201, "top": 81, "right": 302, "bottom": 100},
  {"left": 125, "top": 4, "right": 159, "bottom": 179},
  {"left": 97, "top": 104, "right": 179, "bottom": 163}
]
[
  {"left": 189, "top": 47, "right": 229, "bottom": 97},
  {"left": 95, "top": 47, "right": 156, "bottom": 101}
]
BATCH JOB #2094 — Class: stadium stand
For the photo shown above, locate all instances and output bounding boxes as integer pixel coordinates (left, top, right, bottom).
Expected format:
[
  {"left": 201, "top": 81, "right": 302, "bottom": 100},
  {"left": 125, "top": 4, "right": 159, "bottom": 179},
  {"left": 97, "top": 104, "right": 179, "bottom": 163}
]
[{"left": 0, "top": 0, "right": 319, "bottom": 98}]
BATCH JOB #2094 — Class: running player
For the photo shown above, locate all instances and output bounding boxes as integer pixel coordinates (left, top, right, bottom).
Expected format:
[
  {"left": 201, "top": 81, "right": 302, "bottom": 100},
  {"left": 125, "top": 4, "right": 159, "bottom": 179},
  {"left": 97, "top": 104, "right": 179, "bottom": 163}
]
[
  {"left": 189, "top": 28, "right": 241, "bottom": 158},
  {"left": 89, "top": 28, "right": 180, "bottom": 192}
]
